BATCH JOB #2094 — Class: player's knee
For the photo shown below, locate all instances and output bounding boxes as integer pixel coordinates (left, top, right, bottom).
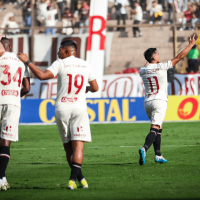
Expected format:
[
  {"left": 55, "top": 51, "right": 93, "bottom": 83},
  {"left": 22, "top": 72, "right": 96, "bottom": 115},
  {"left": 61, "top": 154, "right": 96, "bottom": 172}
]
[{"left": 150, "top": 128, "right": 159, "bottom": 136}]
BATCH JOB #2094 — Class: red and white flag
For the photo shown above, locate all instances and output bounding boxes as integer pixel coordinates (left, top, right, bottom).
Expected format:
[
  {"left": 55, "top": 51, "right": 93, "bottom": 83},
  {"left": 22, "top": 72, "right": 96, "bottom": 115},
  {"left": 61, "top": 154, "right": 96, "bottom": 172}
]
[{"left": 86, "top": 0, "right": 108, "bottom": 97}]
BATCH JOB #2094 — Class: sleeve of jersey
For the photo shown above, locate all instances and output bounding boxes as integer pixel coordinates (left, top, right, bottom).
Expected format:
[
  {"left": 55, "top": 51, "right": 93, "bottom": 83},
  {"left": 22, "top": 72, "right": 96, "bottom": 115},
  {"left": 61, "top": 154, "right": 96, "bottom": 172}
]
[
  {"left": 88, "top": 66, "right": 96, "bottom": 82},
  {"left": 46, "top": 60, "right": 61, "bottom": 77},
  {"left": 161, "top": 60, "right": 173, "bottom": 70},
  {"left": 23, "top": 64, "right": 30, "bottom": 78}
]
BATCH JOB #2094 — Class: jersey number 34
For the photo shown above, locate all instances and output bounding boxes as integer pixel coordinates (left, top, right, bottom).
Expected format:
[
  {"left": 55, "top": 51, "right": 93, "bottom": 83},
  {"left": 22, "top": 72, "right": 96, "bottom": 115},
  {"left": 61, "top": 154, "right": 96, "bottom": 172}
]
[{"left": 1, "top": 65, "right": 22, "bottom": 87}]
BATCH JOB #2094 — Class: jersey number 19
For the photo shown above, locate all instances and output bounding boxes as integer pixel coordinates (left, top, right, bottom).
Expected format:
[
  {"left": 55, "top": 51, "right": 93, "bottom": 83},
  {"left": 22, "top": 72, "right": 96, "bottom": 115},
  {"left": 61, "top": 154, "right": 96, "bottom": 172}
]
[{"left": 67, "top": 74, "right": 84, "bottom": 94}]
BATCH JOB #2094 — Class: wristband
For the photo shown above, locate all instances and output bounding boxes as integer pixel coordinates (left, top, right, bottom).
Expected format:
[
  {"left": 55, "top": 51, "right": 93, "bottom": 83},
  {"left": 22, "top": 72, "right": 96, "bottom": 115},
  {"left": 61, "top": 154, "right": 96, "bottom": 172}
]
[{"left": 25, "top": 60, "right": 31, "bottom": 65}]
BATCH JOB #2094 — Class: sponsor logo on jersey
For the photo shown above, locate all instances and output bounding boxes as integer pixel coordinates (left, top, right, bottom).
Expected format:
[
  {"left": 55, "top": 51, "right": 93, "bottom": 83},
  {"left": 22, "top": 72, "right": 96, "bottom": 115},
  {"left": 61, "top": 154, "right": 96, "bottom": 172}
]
[
  {"left": 61, "top": 97, "right": 78, "bottom": 103},
  {"left": 144, "top": 69, "right": 160, "bottom": 74},
  {"left": 1, "top": 90, "right": 19, "bottom": 97},
  {"left": 64, "top": 65, "right": 86, "bottom": 68},
  {"left": 2, "top": 132, "right": 13, "bottom": 138},
  {"left": 74, "top": 134, "right": 86, "bottom": 137}
]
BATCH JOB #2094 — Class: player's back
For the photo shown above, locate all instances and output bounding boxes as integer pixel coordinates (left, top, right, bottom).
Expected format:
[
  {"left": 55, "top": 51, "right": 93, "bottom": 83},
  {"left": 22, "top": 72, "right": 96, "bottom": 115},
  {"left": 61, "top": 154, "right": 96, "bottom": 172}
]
[
  {"left": 0, "top": 52, "right": 25, "bottom": 107},
  {"left": 139, "top": 61, "right": 173, "bottom": 102},
  {"left": 50, "top": 56, "right": 95, "bottom": 110}
]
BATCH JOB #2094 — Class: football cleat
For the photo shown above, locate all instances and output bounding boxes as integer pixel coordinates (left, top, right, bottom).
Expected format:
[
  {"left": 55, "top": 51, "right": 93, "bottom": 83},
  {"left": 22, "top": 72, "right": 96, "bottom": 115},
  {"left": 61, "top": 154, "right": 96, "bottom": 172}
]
[
  {"left": 2, "top": 177, "right": 10, "bottom": 190},
  {"left": 155, "top": 155, "right": 167, "bottom": 163},
  {"left": 4, "top": 182, "right": 10, "bottom": 189},
  {"left": 139, "top": 147, "right": 146, "bottom": 165},
  {"left": 67, "top": 180, "right": 77, "bottom": 190},
  {"left": 1, "top": 183, "right": 8, "bottom": 191},
  {"left": 79, "top": 178, "right": 88, "bottom": 188}
]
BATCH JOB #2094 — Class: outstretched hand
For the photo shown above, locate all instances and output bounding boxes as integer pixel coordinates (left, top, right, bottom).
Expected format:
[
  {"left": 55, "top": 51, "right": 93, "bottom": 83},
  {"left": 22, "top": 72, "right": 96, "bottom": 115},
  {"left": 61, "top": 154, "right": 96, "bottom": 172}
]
[
  {"left": 17, "top": 52, "right": 29, "bottom": 63},
  {"left": 189, "top": 34, "right": 197, "bottom": 46}
]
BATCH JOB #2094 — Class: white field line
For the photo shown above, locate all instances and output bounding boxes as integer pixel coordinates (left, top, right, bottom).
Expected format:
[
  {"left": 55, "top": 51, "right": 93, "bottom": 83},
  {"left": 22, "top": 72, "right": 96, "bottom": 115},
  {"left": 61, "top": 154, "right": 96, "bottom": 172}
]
[
  {"left": 11, "top": 144, "right": 199, "bottom": 151},
  {"left": 19, "top": 120, "right": 199, "bottom": 125}
]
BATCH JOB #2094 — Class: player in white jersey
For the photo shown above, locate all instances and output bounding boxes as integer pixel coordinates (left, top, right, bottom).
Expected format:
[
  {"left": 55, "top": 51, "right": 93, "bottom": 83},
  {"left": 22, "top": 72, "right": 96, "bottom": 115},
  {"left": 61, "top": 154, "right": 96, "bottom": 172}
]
[
  {"left": 138, "top": 35, "right": 197, "bottom": 165},
  {"left": 0, "top": 38, "right": 30, "bottom": 190},
  {"left": 17, "top": 40, "right": 98, "bottom": 190}
]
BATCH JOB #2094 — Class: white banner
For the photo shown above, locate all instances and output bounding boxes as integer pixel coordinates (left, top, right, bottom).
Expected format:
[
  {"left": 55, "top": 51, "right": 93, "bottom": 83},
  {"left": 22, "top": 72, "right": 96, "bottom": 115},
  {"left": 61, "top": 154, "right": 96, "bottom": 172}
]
[
  {"left": 168, "top": 73, "right": 200, "bottom": 95},
  {"left": 26, "top": 74, "right": 144, "bottom": 99},
  {"left": 86, "top": 0, "right": 108, "bottom": 98},
  {"left": 102, "top": 74, "right": 144, "bottom": 98}
]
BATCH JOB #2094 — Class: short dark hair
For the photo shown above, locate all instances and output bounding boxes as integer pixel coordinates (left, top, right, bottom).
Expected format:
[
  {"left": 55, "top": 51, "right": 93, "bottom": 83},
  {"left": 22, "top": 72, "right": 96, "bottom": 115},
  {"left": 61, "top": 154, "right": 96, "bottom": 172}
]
[
  {"left": 61, "top": 40, "right": 77, "bottom": 50},
  {"left": 144, "top": 48, "right": 157, "bottom": 63},
  {"left": 1, "top": 36, "right": 9, "bottom": 42}
]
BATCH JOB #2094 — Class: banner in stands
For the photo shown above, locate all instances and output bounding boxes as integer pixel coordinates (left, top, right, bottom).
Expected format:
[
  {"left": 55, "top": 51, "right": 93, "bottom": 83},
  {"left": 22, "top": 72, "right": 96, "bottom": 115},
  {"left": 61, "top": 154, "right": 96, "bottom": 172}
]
[
  {"left": 19, "top": 97, "right": 149, "bottom": 124},
  {"left": 169, "top": 73, "right": 200, "bottom": 95},
  {"left": 19, "top": 96, "right": 200, "bottom": 124},
  {"left": 5, "top": 33, "right": 113, "bottom": 69},
  {"left": 26, "top": 74, "right": 144, "bottom": 99},
  {"left": 165, "top": 96, "right": 200, "bottom": 121}
]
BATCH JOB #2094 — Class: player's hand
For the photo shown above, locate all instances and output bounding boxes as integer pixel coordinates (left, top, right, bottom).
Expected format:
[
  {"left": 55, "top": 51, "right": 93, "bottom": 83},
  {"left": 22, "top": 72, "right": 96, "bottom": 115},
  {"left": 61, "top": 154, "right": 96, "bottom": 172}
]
[
  {"left": 189, "top": 34, "right": 197, "bottom": 46},
  {"left": 17, "top": 52, "right": 29, "bottom": 63},
  {"left": 85, "top": 86, "right": 90, "bottom": 93}
]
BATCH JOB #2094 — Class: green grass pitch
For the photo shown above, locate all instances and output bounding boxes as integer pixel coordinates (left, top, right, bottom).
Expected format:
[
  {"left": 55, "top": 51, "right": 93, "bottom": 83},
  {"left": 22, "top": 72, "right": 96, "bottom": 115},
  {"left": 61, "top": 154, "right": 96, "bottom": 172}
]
[{"left": 1, "top": 122, "right": 200, "bottom": 200}]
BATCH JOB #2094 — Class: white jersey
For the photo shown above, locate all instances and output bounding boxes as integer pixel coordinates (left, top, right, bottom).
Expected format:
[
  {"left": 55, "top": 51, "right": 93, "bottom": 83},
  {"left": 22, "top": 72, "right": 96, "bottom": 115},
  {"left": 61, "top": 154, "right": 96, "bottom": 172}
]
[
  {"left": 47, "top": 56, "right": 96, "bottom": 110},
  {"left": 0, "top": 52, "right": 26, "bottom": 108},
  {"left": 115, "top": 0, "right": 129, "bottom": 14},
  {"left": 139, "top": 60, "right": 173, "bottom": 102},
  {"left": 45, "top": 9, "right": 57, "bottom": 27}
]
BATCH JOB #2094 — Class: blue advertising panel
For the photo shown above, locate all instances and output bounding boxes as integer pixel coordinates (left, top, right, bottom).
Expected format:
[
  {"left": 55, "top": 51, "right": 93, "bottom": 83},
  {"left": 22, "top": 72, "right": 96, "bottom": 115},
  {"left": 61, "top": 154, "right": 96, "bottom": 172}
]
[{"left": 19, "top": 98, "right": 149, "bottom": 124}]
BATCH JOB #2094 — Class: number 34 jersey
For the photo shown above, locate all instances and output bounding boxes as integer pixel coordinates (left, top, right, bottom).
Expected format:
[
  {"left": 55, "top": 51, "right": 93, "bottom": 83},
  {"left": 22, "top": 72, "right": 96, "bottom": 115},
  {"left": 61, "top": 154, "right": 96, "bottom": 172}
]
[
  {"left": 139, "top": 60, "right": 173, "bottom": 102},
  {"left": 47, "top": 56, "right": 96, "bottom": 110},
  {"left": 0, "top": 52, "right": 26, "bottom": 108}
]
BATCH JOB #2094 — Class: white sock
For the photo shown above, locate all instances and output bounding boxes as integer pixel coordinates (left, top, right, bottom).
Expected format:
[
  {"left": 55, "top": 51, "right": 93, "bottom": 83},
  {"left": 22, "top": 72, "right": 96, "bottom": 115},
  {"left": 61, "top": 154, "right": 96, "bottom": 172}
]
[{"left": 2, "top": 177, "right": 7, "bottom": 183}]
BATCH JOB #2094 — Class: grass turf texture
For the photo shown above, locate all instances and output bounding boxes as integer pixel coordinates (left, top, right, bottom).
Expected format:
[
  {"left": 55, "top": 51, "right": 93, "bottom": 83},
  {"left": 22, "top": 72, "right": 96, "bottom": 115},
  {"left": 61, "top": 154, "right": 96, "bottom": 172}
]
[{"left": 1, "top": 122, "right": 200, "bottom": 200}]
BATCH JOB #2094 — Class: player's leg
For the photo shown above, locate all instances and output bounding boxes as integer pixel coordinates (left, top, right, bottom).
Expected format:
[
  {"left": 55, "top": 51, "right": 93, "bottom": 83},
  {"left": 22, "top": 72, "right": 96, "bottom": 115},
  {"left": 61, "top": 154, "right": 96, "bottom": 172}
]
[
  {"left": 0, "top": 105, "right": 19, "bottom": 190},
  {"left": 68, "top": 141, "right": 84, "bottom": 182},
  {"left": 139, "top": 124, "right": 159, "bottom": 165},
  {"left": 67, "top": 109, "right": 91, "bottom": 189},
  {"left": 139, "top": 101, "right": 162, "bottom": 165},
  {"left": 153, "top": 126, "right": 162, "bottom": 156},
  {"left": 0, "top": 139, "right": 11, "bottom": 190},
  {"left": 152, "top": 101, "right": 168, "bottom": 163},
  {"left": 64, "top": 141, "right": 85, "bottom": 183}
]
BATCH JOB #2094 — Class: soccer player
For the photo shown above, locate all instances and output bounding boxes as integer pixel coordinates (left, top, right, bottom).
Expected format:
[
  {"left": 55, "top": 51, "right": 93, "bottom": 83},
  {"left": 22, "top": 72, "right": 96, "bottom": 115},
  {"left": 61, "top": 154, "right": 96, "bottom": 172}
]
[
  {"left": 0, "top": 38, "right": 30, "bottom": 190},
  {"left": 139, "top": 34, "right": 197, "bottom": 165},
  {"left": 17, "top": 40, "right": 98, "bottom": 190}
]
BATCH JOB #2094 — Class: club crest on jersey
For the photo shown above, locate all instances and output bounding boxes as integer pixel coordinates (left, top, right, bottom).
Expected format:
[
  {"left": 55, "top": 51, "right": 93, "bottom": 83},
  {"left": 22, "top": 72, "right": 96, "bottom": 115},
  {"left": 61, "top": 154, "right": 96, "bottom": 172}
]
[{"left": 1, "top": 90, "right": 19, "bottom": 97}]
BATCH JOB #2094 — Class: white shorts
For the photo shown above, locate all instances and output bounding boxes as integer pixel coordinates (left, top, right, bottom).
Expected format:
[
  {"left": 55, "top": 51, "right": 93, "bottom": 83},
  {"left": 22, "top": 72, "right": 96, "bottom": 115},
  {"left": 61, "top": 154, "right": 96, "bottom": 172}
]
[
  {"left": 55, "top": 108, "right": 91, "bottom": 143},
  {"left": 144, "top": 100, "right": 167, "bottom": 127},
  {"left": 0, "top": 104, "right": 20, "bottom": 142}
]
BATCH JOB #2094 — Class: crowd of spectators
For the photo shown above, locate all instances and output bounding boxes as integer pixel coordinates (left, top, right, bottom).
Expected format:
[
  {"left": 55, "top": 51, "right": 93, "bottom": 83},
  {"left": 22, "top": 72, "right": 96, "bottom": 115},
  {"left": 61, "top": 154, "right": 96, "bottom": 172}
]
[
  {"left": 0, "top": 0, "right": 200, "bottom": 36},
  {"left": 114, "top": 0, "right": 200, "bottom": 32},
  {"left": 0, "top": 0, "right": 91, "bottom": 35}
]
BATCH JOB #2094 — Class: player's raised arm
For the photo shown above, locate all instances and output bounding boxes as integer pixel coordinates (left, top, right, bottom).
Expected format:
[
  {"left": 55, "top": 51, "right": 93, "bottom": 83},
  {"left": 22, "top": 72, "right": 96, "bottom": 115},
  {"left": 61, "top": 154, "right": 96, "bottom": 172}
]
[
  {"left": 86, "top": 79, "right": 99, "bottom": 93},
  {"left": 17, "top": 53, "right": 54, "bottom": 80},
  {"left": 171, "top": 34, "right": 197, "bottom": 66}
]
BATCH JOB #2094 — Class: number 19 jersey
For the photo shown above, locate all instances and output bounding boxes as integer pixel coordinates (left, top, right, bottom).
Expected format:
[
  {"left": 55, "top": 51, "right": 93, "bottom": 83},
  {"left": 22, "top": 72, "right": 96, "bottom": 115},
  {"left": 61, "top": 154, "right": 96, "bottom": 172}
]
[
  {"left": 47, "top": 56, "right": 96, "bottom": 110},
  {"left": 0, "top": 52, "right": 25, "bottom": 108},
  {"left": 139, "top": 60, "right": 173, "bottom": 102}
]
